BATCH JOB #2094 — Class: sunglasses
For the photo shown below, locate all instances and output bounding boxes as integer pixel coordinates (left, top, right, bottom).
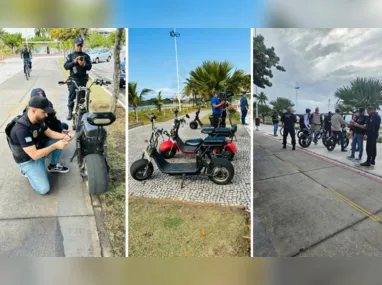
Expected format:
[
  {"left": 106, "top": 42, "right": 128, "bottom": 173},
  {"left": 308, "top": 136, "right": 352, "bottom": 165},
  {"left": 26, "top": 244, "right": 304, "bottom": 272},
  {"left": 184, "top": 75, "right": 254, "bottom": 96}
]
[{"left": 77, "top": 44, "right": 83, "bottom": 47}]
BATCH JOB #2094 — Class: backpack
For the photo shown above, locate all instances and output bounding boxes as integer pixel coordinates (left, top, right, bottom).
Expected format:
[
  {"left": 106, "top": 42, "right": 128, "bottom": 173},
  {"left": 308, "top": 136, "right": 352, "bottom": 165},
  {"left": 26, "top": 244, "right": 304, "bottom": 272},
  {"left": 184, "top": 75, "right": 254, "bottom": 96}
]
[{"left": 5, "top": 115, "right": 30, "bottom": 149}]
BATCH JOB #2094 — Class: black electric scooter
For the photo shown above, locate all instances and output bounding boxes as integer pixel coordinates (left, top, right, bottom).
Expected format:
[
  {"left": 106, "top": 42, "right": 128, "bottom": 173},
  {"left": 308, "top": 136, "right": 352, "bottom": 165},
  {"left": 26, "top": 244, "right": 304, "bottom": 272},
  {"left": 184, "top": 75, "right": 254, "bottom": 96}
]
[
  {"left": 189, "top": 107, "right": 216, "bottom": 129},
  {"left": 130, "top": 114, "right": 235, "bottom": 187}
]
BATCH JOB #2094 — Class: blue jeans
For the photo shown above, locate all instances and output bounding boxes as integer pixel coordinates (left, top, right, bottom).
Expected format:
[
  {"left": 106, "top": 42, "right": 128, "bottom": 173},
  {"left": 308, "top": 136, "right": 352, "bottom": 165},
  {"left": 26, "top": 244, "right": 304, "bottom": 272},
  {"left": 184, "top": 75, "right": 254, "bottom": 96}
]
[
  {"left": 351, "top": 133, "right": 364, "bottom": 158},
  {"left": 241, "top": 108, "right": 248, "bottom": 124},
  {"left": 17, "top": 139, "right": 62, "bottom": 195},
  {"left": 61, "top": 122, "right": 69, "bottom": 130},
  {"left": 273, "top": 123, "right": 278, "bottom": 135},
  {"left": 334, "top": 131, "right": 345, "bottom": 150},
  {"left": 23, "top": 58, "right": 32, "bottom": 72}
]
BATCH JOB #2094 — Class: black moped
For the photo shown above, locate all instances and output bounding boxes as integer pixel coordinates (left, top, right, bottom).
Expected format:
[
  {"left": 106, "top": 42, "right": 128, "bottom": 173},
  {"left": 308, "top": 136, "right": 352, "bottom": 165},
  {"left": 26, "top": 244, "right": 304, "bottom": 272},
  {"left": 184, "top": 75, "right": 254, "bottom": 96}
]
[{"left": 58, "top": 77, "right": 116, "bottom": 194}]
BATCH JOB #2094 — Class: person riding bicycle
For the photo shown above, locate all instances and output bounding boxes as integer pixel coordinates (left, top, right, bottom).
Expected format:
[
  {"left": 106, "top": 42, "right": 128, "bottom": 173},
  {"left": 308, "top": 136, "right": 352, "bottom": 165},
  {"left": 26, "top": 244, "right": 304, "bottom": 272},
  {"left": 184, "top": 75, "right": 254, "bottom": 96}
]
[
  {"left": 331, "top": 108, "right": 348, "bottom": 152},
  {"left": 311, "top": 107, "right": 322, "bottom": 144},
  {"left": 5, "top": 96, "right": 74, "bottom": 195},
  {"left": 63, "top": 37, "right": 92, "bottom": 120},
  {"left": 20, "top": 43, "right": 32, "bottom": 72},
  {"left": 281, "top": 107, "right": 297, "bottom": 150}
]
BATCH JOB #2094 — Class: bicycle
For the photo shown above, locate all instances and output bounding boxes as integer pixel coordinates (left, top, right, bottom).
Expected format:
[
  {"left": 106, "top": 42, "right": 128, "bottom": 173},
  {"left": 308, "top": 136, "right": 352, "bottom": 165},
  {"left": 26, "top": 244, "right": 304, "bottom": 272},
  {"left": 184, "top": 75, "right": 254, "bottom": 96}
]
[
  {"left": 325, "top": 128, "right": 350, "bottom": 151},
  {"left": 24, "top": 60, "right": 30, "bottom": 80}
]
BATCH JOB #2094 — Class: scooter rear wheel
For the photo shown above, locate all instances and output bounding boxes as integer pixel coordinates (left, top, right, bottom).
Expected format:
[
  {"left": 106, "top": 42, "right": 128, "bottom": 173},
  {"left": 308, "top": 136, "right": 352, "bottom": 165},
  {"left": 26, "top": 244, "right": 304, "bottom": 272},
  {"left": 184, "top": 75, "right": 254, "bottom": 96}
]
[
  {"left": 130, "top": 159, "right": 154, "bottom": 181},
  {"left": 221, "top": 148, "right": 235, "bottom": 161},
  {"left": 84, "top": 154, "right": 109, "bottom": 194},
  {"left": 189, "top": 121, "right": 198, "bottom": 129},
  {"left": 208, "top": 158, "right": 234, "bottom": 185}
]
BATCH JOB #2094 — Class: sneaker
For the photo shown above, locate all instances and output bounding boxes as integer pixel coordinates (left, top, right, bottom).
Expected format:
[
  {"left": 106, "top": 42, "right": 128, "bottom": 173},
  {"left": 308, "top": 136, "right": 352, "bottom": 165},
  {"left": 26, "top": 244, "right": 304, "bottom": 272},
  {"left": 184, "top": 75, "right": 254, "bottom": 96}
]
[
  {"left": 347, "top": 155, "right": 355, "bottom": 160},
  {"left": 21, "top": 170, "right": 27, "bottom": 178},
  {"left": 360, "top": 161, "right": 371, "bottom": 167},
  {"left": 371, "top": 160, "right": 375, "bottom": 165},
  {"left": 283, "top": 145, "right": 286, "bottom": 149},
  {"left": 355, "top": 157, "right": 362, "bottom": 161},
  {"left": 341, "top": 149, "right": 347, "bottom": 152},
  {"left": 47, "top": 163, "right": 70, "bottom": 173}
]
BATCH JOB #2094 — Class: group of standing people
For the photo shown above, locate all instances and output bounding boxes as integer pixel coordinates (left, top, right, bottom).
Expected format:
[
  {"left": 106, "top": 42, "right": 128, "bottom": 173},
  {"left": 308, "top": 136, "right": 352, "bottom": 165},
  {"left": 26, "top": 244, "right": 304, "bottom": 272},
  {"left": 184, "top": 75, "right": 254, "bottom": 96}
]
[
  {"left": 271, "top": 106, "right": 381, "bottom": 167},
  {"left": 210, "top": 92, "right": 249, "bottom": 128}
]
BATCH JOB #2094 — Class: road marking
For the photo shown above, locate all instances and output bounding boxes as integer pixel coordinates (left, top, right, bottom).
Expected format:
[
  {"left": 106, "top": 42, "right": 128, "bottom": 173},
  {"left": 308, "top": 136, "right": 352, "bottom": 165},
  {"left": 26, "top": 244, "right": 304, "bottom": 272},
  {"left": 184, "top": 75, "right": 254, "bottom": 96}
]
[
  {"left": 326, "top": 187, "right": 382, "bottom": 223},
  {"left": 256, "top": 132, "right": 382, "bottom": 224}
]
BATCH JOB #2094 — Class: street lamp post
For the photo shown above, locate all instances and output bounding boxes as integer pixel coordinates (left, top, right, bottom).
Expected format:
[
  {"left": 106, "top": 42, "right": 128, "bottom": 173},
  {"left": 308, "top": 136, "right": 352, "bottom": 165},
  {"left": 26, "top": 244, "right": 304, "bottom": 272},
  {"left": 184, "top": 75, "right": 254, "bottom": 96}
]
[
  {"left": 295, "top": 86, "right": 300, "bottom": 113},
  {"left": 170, "top": 29, "right": 181, "bottom": 112},
  {"left": 328, "top": 98, "right": 331, "bottom": 112}
]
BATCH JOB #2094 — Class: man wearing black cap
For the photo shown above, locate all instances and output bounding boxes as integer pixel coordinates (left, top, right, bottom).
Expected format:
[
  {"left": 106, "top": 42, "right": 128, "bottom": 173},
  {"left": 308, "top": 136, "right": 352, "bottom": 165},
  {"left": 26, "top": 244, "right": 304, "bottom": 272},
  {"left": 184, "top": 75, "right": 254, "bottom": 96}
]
[
  {"left": 281, "top": 107, "right": 297, "bottom": 150},
  {"left": 6, "top": 96, "right": 74, "bottom": 195},
  {"left": 64, "top": 37, "right": 92, "bottom": 120}
]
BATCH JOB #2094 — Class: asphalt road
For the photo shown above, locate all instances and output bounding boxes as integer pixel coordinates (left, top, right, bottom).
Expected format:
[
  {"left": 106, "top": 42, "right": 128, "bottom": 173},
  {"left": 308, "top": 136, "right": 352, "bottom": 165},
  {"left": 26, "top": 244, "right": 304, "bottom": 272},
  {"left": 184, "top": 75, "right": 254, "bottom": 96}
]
[
  {"left": 253, "top": 131, "right": 382, "bottom": 257},
  {"left": 89, "top": 60, "right": 126, "bottom": 108}
]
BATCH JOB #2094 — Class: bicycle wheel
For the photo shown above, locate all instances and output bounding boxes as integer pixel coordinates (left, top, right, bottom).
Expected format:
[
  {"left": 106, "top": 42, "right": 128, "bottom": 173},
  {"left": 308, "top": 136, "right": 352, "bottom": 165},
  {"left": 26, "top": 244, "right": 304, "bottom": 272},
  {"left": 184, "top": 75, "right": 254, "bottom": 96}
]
[{"left": 25, "top": 64, "right": 29, "bottom": 80}]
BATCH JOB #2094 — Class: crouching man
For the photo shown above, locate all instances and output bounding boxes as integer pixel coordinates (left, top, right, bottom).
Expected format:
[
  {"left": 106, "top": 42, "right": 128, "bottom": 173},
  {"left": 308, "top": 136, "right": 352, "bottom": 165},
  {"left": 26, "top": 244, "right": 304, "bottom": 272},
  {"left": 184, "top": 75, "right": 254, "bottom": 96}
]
[{"left": 6, "top": 96, "right": 74, "bottom": 194}]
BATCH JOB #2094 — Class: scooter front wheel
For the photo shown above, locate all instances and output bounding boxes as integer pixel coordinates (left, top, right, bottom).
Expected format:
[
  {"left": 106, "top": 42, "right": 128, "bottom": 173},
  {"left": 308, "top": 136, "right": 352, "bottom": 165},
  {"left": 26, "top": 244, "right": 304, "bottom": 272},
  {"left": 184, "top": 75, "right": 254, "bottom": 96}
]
[
  {"left": 189, "top": 121, "right": 198, "bottom": 129},
  {"left": 208, "top": 158, "right": 234, "bottom": 185},
  {"left": 162, "top": 148, "right": 177, "bottom": 159},
  {"left": 130, "top": 159, "right": 154, "bottom": 181},
  {"left": 84, "top": 154, "right": 108, "bottom": 194}
]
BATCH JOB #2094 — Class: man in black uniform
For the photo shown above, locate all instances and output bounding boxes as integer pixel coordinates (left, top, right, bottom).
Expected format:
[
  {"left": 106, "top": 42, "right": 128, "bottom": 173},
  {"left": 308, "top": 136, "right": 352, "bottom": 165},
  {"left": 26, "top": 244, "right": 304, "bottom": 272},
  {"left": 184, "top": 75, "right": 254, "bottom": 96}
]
[
  {"left": 6, "top": 96, "right": 74, "bottom": 195},
  {"left": 281, "top": 107, "right": 297, "bottom": 150},
  {"left": 20, "top": 43, "right": 32, "bottom": 72},
  {"left": 63, "top": 37, "right": 92, "bottom": 120},
  {"left": 357, "top": 106, "right": 381, "bottom": 166}
]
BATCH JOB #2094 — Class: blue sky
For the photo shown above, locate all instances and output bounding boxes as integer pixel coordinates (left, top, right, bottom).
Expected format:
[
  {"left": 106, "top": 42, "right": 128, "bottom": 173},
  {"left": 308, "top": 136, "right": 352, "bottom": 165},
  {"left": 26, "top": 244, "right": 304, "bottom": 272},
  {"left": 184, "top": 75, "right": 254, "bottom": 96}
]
[
  {"left": 113, "top": 0, "right": 264, "bottom": 27},
  {"left": 128, "top": 28, "right": 250, "bottom": 99}
]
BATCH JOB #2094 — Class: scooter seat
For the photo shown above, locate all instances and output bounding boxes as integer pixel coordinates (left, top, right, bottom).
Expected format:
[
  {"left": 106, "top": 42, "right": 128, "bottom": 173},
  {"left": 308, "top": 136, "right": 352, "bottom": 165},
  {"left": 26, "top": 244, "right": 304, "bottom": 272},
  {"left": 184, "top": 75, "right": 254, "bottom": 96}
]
[
  {"left": 184, "top": 138, "right": 203, "bottom": 146},
  {"left": 203, "top": 136, "right": 226, "bottom": 146},
  {"left": 201, "top": 127, "right": 234, "bottom": 137}
]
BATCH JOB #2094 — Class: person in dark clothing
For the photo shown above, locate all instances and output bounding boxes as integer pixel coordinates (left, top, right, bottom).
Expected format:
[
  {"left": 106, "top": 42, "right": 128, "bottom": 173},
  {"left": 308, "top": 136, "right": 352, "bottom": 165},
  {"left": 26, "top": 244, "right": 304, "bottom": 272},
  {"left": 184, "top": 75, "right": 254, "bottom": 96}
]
[
  {"left": 20, "top": 43, "right": 32, "bottom": 72},
  {"left": 210, "top": 91, "right": 225, "bottom": 128},
  {"left": 63, "top": 37, "right": 92, "bottom": 120},
  {"left": 348, "top": 108, "right": 368, "bottom": 161},
  {"left": 357, "top": 106, "right": 381, "bottom": 166},
  {"left": 272, "top": 112, "right": 279, "bottom": 136},
  {"left": 281, "top": 107, "right": 297, "bottom": 150}
]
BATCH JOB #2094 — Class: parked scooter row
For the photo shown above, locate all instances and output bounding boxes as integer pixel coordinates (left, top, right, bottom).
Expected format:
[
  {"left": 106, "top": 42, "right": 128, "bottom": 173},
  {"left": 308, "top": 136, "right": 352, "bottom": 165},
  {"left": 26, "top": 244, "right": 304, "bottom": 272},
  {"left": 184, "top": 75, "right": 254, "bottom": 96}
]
[
  {"left": 130, "top": 114, "right": 235, "bottom": 186},
  {"left": 160, "top": 110, "right": 237, "bottom": 160}
]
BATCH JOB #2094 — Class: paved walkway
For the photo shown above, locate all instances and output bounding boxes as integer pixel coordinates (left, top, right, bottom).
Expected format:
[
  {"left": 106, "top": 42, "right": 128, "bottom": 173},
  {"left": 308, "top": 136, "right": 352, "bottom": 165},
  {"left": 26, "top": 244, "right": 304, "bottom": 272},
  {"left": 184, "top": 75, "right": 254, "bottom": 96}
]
[
  {"left": 128, "top": 109, "right": 251, "bottom": 208},
  {"left": 0, "top": 58, "right": 101, "bottom": 256},
  {"left": 253, "top": 125, "right": 382, "bottom": 257}
]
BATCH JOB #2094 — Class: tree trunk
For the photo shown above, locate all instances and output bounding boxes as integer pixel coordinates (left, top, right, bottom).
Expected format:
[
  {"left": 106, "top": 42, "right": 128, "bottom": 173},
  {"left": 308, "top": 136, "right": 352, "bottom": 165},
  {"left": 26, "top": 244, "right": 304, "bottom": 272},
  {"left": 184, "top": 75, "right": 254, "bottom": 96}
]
[
  {"left": 134, "top": 107, "right": 138, "bottom": 122},
  {"left": 110, "top": 28, "right": 123, "bottom": 113},
  {"left": 79, "top": 28, "right": 86, "bottom": 47}
]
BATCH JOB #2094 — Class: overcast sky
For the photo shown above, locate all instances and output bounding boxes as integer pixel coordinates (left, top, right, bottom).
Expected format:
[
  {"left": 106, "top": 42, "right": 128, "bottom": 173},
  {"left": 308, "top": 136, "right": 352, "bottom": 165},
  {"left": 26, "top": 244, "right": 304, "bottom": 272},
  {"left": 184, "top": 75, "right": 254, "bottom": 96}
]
[{"left": 254, "top": 28, "right": 382, "bottom": 114}]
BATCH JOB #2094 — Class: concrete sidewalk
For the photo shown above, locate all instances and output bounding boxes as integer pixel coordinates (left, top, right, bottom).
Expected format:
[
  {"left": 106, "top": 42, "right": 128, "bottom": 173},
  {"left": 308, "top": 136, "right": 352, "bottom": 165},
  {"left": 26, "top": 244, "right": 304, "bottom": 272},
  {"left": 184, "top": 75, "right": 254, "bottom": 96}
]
[
  {"left": 253, "top": 129, "right": 382, "bottom": 257},
  {"left": 0, "top": 58, "right": 101, "bottom": 256}
]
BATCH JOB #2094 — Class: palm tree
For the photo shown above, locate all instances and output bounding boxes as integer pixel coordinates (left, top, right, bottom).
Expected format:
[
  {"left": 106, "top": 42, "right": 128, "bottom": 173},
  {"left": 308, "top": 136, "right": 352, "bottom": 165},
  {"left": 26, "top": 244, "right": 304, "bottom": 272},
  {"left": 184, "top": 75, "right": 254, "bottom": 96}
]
[
  {"left": 256, "top": 92, "right": 268, "bottom": 105},
  {"left": 184, "top": 78, "right": 202, "bottom": 106},
  {"left": 186, "top": 60, "right": 247, "bottom": 99},
  {"left": 153, "top": 91, "right": 164, "bottom": 112},
  {"left": 270, "top": 97, "right": 295, "bottom": 115},
  {"left": 128, "top": 82, "right": 153, "bottom": 122},
  {"left": 335, "top": 77, "right": 382, "bottom": 111}
]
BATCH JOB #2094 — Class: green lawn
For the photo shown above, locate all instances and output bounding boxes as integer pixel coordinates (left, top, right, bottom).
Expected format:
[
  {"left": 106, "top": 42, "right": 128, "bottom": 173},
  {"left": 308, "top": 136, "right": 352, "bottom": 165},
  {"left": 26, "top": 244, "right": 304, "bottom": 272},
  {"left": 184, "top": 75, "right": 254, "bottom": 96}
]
[
  {"left": 129, "top": 197, "right": 251, "bottom": 257},
  {"left": 59, "top": 59, "right": 125, "bottom": 256},
  {"left": 128, "top": 106, "right": 208, "bottom": 125}
]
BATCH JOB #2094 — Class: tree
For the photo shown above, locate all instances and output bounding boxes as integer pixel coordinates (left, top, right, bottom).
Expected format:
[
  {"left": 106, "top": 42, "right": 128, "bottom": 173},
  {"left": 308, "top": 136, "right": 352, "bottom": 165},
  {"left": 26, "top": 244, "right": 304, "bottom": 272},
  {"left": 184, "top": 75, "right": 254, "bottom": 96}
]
[
  {"left": 270, "top": 97, "right": 295, "bottom": 115},
  {"left": 240, "top": 74, "right": 251, "bottom": 94},
  {"left": 184, "top": 78, "right": 202, "bottom": 107},
  {"left": 153, "top": 91, "right": 164, "bottom": 111},
  {"left": 3, "top": 32, "right": 22, "bottom": 52},
  {"left": 334, "top": 77, "right": 382, "bottom": 112},
  {"left": 253, "top": 34, "right": 286, "bottom": 88},
  {"left": 34, "top": 28, "right": 48, "bottom": 38},
  {"left": 88, "top": 32, "right": 110, "bottom": 48},
  {"left": 255, "top": 104, "right": 272, "bottom": 123},
  {"left": 256, "top": 92, "right": 268, "bottom": 105},
  {"left": 128, "top": 82, "right": 153, "bottom": 122},
  {"left": 110, "top": 28, "right": 124, "bottom": 113},
  {"left": 186, "top": 60, "right": 248, "bottom": 99}
]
